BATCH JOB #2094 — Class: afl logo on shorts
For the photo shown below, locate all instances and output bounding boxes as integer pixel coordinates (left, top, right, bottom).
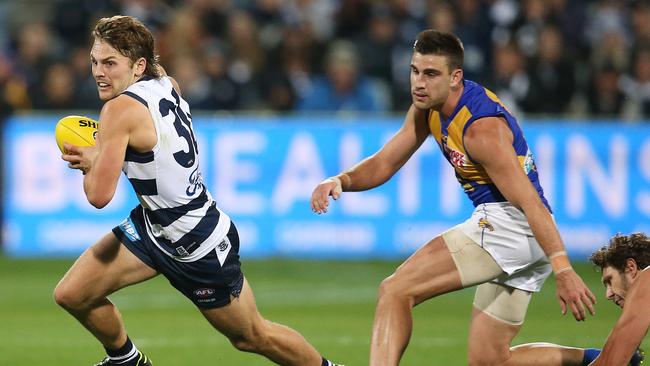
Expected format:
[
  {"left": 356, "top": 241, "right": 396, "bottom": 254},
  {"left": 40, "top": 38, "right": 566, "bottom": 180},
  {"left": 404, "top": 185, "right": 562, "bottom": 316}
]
[{"left": 193, "top": 288, "right": 215, "bottom": 298}]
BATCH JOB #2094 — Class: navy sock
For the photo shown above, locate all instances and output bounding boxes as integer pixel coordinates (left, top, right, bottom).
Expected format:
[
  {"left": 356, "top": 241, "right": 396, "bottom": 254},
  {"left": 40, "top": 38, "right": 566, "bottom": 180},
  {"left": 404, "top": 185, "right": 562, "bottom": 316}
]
[
  {"left": 321, "top": 357, "right": 331, "bottom": 366},
  {"left": 582, "top": 348, "right": 601, "bottom": 366},
  {"left": 105, "top": 336, "right": 139, "bottom": 364},
  {"left": 106, "top": 336, "right": 134, "bottom": 358}
]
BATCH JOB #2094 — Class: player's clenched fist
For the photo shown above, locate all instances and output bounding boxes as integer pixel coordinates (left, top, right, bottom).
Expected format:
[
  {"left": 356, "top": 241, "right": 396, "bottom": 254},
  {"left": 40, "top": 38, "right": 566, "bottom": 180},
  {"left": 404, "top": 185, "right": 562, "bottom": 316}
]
[{"left": 311, "top": 176, "right": 343, "bottom": 214}]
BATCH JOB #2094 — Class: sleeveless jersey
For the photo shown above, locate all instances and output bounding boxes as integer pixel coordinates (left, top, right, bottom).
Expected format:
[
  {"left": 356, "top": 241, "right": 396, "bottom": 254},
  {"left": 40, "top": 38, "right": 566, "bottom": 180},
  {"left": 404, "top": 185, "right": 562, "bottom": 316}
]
[
  {"left": 427, "top": 79, "right": 550, "bottom": 210},
  {"left": 121, "top": 76, "right": 231, "bottom": 262}
]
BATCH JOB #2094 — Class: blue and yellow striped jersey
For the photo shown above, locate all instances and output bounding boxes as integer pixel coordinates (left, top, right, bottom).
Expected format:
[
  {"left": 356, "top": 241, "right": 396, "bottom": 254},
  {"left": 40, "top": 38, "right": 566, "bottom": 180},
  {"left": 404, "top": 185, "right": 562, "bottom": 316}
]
[{"left": 427, "top": 79, "right": 550, "bottom": 211}]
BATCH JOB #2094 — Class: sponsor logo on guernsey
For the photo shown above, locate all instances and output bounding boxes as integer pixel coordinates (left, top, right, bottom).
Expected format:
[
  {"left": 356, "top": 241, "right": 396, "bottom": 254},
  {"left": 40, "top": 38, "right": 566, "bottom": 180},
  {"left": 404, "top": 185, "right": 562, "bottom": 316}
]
[
  {"left": 478, "top": 218, "right": 495, "bottom": 231},
  {"left": 119, "top": 217, "right": 141, "bottom": 241},
  {"left": 218, "top": 239, "right": 229, "bottom": 252},
  {"left": 441, "top": 135, "right": 466, "bottom": 168},
  {"left": 193, "top": 288, "right": 215, "bottom": 298},
  {"left": 447, "top": 149, "right": 466, "bottom": 168}
]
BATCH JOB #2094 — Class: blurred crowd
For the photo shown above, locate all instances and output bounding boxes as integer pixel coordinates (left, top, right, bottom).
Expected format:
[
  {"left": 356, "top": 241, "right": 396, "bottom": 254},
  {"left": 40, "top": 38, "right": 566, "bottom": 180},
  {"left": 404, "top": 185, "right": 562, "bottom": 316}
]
[{"left": 0, "top": 0, "right": 649, "bottom": 121}]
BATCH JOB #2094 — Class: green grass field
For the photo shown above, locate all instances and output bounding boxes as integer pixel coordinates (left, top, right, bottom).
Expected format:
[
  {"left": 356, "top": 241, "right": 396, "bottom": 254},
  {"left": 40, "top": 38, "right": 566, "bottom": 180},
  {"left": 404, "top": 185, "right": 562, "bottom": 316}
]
[{"left": 0, "top": 257, "right": 644, "bottom": 365}]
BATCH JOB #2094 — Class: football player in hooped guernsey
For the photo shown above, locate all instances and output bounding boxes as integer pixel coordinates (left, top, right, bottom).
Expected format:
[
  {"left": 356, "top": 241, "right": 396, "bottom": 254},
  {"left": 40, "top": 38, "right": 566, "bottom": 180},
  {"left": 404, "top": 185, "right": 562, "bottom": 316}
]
[
  {"left": 311, "top": 29, "right": 614, "bottom": 366},
  {"left": 55, "top": 15, "right": 341, "bottom": 366}
]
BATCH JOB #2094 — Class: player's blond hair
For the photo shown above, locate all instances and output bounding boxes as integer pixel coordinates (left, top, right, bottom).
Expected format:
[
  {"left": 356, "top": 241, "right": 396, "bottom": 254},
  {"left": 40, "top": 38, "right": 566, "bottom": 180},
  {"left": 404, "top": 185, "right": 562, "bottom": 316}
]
[{"left": 92, "top": 15, "right": 162, "bottom": 79}]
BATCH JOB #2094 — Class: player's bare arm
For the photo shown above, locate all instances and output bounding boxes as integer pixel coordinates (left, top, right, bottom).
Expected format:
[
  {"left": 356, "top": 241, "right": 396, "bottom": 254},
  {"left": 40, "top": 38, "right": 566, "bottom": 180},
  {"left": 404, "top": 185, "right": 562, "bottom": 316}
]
[
  {"left": 64, "top": 95, "right": 153, "bottom": 208},
  {"left": 464, "top": 117, "right": 596, "bottom": 321},
  {"left": 311, "top": 104, "right": 429, "bottom": 213},
  {"left": 591, "top": 270, "right": 650, "bottom": 365}
]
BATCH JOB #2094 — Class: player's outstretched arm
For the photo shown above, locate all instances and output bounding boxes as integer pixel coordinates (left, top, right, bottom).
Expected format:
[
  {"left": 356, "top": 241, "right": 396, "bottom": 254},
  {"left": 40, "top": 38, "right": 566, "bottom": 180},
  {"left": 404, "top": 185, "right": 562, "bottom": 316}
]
[
  {"left": 590, "top": 270, "right": 650, "bottom": 366},
  {"left": 311, "top": 105, "right": 430, "bottom": 214},
  {"left": 464, "top": 117, "right": 596, "bottom": 321}
]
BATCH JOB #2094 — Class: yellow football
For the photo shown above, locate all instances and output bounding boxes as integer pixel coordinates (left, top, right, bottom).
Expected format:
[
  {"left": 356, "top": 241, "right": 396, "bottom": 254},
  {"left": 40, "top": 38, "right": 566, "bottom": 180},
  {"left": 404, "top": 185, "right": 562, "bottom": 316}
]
[{"left": 55, "top": 115, "right": 99, "bottom": 153}]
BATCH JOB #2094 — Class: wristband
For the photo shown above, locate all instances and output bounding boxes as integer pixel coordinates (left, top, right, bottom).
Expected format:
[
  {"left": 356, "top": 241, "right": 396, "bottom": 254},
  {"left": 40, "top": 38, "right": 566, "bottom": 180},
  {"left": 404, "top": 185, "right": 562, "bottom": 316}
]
[
  {"left": 549, "top": 251, "right": 573, "bottom": 275},
  {"left": 336, "top": 173, "right": 351, "bottom": 191},
  {"left": 330, "top": 176, "right": 342, "bottom": 189}
]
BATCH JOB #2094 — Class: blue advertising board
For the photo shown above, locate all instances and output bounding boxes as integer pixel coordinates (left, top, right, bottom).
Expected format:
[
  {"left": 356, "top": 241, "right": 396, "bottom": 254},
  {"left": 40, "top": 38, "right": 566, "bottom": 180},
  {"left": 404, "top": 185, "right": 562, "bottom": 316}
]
[{"left": 4, "top": 115, "right": 650, "bottom": 259}]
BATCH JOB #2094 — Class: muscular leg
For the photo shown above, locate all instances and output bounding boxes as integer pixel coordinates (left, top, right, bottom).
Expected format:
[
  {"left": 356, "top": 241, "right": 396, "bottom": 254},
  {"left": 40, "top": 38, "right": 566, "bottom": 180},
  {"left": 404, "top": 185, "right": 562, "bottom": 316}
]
[
  {"left": 467, "top": 307, "right": 521, "bottom": 366},
  {"left": 200, "top": 278, "right": 323, "bottom": 366},
  {"left": 369, "top": 228, "right": 510, "bottom": 366},
  {"left": 369, "top": 236, "right": 466, "bottom": 366},
  {"left": 509, "top": 343, "right": 584, "bottom": 365},
  {"left": 53, "top": 232, "right": 158, "bottom": 349},
  {"left": 468, "top": 295, "right": 583, "bottom": 366}
]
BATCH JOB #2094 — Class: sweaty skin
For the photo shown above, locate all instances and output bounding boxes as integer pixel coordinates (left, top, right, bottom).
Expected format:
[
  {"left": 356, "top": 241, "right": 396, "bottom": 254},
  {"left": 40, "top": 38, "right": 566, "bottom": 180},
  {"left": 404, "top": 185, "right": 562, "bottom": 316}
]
[{"left": 590, "top": 262, "right": 650, "bottom": 366}]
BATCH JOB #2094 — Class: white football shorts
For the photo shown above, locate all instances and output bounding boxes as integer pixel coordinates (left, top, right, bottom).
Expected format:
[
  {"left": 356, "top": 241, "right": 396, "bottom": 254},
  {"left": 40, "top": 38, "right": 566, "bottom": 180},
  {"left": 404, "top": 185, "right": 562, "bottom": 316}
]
[{"left": 453, "top": 202, "right": 552, "bottom": 292}]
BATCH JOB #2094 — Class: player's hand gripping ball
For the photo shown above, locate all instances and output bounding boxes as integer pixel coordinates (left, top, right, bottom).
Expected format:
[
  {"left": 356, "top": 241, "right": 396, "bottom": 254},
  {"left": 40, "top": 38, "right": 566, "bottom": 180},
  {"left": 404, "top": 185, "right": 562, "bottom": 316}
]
[{"left": 55, "top": 115, "right": 99, "bottom": 153}]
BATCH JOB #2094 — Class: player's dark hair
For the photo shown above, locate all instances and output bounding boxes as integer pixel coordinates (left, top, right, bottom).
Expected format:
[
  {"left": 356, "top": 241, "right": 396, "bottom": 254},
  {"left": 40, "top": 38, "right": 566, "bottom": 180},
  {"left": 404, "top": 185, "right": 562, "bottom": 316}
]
[
  {"left": 92, "top": 15, "right": 161, "bottom": 78},
  {"left": 413, "top": 29, "right": 464, "bottom": 72},
  {"left": 589, "top": 233, "right": 650, "bottom": 272}
]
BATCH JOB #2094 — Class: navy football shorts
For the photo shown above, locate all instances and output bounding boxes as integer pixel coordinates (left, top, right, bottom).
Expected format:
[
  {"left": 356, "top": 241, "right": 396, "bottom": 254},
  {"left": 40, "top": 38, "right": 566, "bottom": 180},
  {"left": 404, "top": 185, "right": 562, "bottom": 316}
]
[{"left": 112, "top": 205, "right": 244, "bottom": 309}]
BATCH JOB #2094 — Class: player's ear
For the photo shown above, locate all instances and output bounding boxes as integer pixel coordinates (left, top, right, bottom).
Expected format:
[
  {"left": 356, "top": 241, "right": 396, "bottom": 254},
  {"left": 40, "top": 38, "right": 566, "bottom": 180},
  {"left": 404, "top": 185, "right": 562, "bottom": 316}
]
[
  {"left": 450, "top": 68, "right": 463, "bottom": 88},
  {"left": 134, "top": 57, "right": 146, "bottom": 77},
  {"left": 625, "top": 258, "right": 639, "bottom": 275}
]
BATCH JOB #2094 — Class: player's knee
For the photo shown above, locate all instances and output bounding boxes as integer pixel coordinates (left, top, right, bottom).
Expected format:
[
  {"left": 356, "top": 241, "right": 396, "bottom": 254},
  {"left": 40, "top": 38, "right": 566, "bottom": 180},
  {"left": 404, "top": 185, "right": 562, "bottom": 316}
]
[
  {"left": 377, "top": 274, "right": 410, "bottom": 303},
  {"left": 53, "top": 282, "right": 78, "bottom": 310},
  {"left": 377, "top": 275, "right": 397, "bottom": 298},
  {"left": 229, "top": 336, "right": 257, "bottom": 353},
  {"left": 230, "top": 333, "right": 271, "bottom": 354},
  {"left": 228, "top": 322, "right": 272, "bottom": 354},
  {"left": 53, "top": 281, "right": 89, "bottom": 311}
]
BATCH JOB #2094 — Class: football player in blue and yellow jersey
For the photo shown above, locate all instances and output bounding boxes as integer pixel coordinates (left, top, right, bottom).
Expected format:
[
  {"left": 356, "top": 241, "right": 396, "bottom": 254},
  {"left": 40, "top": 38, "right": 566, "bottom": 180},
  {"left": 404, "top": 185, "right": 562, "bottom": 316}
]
[{"left": 311, "top": 29, "right": 620, "bottom": 366}]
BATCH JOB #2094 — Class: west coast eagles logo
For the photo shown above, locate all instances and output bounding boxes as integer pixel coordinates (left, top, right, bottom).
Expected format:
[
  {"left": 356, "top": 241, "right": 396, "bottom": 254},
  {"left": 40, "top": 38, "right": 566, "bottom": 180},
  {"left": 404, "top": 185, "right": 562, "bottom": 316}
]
[{"left": 478, "top": 218, "right": 494, "bottom": 231}]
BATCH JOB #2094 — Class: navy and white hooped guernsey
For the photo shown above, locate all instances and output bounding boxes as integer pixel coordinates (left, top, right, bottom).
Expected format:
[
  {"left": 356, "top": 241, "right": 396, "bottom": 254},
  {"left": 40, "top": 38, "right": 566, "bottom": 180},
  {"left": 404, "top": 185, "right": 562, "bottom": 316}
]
[{"left": 120, "top": 76, "right": 230, "bottom": 262}]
